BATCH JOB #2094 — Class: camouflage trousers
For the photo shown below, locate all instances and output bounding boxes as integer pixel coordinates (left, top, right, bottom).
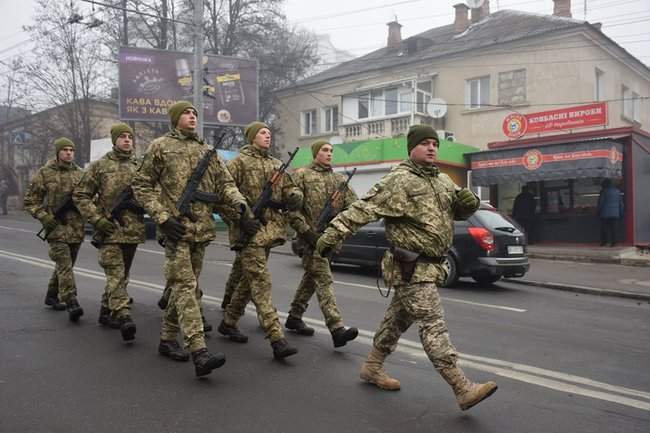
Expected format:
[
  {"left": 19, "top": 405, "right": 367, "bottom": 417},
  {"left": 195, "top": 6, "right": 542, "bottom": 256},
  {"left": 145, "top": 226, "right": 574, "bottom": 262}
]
[
  {"left": 373, "top": 281, "right": 458, "bottom": 370},
  {"left": 221, "top": 252, "right": 242, "bottom": 308},
  {"left": 224, "top": 246, "right": 284, "bottom": 342},
  {"left": 47, "top": 241, "right": 81, "bottom": 302},
  {"left": 289, "top": 249, "right": 344, "bottom": 331},
  {"left": 160, "top": 241, "right": 207, "bottom": 353},
  {"left": 99, "top": 243, "right": 137, "bottom": 319}
]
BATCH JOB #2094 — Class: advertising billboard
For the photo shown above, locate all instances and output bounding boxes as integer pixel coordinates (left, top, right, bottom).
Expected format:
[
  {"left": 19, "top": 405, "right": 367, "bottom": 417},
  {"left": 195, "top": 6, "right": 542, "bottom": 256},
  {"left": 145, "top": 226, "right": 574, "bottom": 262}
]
[{"left": 118, "top": 46, "right": 258, "bottom": 126}]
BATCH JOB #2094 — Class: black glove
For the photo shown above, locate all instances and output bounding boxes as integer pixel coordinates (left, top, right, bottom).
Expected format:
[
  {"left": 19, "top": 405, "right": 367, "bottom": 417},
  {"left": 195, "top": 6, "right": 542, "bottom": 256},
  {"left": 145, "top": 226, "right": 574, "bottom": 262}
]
[
  {"left": 285, "top": 191, "right": 303, "bottom": 211},
  {"left": 302, "top": 230, "right": 320, "bottom": 248},
  {"left": 241, "top": 212, "right": 262, "bottom": 236},
  {"left": 160, "top": 217, "right": 186, "bottom": 242}
]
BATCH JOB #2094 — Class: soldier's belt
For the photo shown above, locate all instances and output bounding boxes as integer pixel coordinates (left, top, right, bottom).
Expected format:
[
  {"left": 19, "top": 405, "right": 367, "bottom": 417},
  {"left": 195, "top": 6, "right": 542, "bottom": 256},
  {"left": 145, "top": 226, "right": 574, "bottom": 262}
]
[{"left": 390, "top": 246, "right": 444, "bottom": 283}]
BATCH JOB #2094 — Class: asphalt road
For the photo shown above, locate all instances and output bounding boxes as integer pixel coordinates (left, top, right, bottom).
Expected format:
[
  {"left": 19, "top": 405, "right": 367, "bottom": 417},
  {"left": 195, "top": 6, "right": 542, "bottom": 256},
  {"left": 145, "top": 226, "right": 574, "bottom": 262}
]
[{"left": 1, "top": 215, "right": 649, "bottom": 433}]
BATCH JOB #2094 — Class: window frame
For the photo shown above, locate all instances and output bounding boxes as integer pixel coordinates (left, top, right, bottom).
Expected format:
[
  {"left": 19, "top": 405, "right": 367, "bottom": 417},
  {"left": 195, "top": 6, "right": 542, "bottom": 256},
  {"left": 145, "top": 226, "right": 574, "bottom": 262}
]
[
  {"left": 465, "top": 75, "right": 490, "bottom": 109},
  {"left": 301, "top": 109, "right": 317, "bottom": 136}
]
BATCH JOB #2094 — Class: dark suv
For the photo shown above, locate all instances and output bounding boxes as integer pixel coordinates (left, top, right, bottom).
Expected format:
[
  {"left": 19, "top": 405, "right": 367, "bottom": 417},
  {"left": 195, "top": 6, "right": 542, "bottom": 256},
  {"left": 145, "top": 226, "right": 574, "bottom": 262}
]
[{"left": 292, "top": 203, "right": 529, "bottom": 287}]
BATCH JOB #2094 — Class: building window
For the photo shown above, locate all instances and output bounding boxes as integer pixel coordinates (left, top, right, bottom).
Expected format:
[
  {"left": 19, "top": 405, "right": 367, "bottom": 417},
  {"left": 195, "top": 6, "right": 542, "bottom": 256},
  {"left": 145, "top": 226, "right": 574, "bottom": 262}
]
[
  {"left": 358, "top": 94, "right": 369, "bottom": 119},
  {"left": 498, "top": 69, "right": 526, "bottom": 106},
  {"left": 622, "top": 85, "right": 640, "bottom": 122},
  {"left": 416, "top": 79, "right": 433, "bottom": 114},
  {"left": 595, "top": 68, "right": 604, "bottom": 101},
  {"left": 302, "top": 109, "right": 317, "bottom": 136},
  {"left": 321, "top": 106, "right": 338, "bottom": 133},
  {"left": 466, "top": 76, "right": 490, "bottom": 108},
  {"left": 385, "top": 87, "right": 398, "bottom": 115}
]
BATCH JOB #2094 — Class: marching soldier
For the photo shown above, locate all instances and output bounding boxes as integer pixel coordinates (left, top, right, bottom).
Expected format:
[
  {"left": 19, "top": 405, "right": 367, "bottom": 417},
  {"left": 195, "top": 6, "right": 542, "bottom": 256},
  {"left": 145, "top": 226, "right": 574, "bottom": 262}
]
[
  {"left": 73, "top": 123, "right": 144, "bottom": 342},
  {"left": 132, "top": 101, "right": 257, "bottom": 377},
  {"left": 24, "top": 138, "right": 85, "bottom": 321},
  {"left": 286, "top": 140, "right": 359, "bottom": 347},
  {"left": 217, "top": 121, "right": 303, "bottom": 360},
  {"left": 316, "top": 125, "right": 498, "bottom": 411}
]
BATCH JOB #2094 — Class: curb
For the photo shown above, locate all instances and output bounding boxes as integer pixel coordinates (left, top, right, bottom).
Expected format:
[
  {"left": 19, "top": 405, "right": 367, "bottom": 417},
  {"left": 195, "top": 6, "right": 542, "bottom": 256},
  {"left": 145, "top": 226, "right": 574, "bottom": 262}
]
[
  {"left": 528, "top": 253, "right": 650, "bottom": 267},
  {"left": 507, "top": 278, "right": 650, "bottom": 302}
]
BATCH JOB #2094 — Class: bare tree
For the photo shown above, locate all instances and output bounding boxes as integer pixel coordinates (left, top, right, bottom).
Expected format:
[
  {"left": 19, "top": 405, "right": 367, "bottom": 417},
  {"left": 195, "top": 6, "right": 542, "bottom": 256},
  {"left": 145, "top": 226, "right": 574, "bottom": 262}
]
[{"left": 21, "top": 0, "right": 111, "bottom": 165}]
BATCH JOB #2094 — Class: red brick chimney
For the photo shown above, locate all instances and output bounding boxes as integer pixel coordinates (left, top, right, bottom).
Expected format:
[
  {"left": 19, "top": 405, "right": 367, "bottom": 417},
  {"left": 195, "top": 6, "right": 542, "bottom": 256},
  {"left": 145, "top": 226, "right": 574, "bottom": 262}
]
[
  {"left": 553, "top": 0, "right": 572, "bottom": 18},
  {"left": 471, "top": 0, "right": 490, "bottom": 23},
  {"left": 453, "top": 3, "right": 470, "bottom": 33},
  {"left": 387, "top": 20, "right": 402, "bottom": 49}
]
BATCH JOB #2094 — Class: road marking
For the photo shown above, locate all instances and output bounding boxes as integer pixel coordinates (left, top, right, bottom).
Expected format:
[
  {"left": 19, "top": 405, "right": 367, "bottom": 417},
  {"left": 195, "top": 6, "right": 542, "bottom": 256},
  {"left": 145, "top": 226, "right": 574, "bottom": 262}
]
[
  {"left": 0, "top": 224, "right": 37, "bottom": 234},
  {"left": 334, "top": 279, "right": 526, "bottom": 312},
  {"left": 1, "top": 248, "right": 649, "bottom": 412}
]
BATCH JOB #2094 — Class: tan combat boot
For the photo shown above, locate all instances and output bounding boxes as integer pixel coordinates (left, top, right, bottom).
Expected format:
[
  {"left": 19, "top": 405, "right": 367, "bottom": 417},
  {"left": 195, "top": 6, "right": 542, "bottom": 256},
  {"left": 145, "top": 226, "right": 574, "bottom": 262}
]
[
  {"left": 360, "top": 347, "right": 401, "bottom": 390},
  {"left": 438, "top": 365, "right": 498, "bottom": 411}
]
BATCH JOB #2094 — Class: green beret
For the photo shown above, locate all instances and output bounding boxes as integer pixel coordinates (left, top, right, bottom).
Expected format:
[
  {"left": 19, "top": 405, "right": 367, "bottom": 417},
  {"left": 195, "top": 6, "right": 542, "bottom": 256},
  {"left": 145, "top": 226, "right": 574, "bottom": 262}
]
[
  {"left": 311, "top": 139, "right": 331, "bottom": 158},
  {"left": 168, "top": 101, "right": 197, "bottom": 128},
  {"left": 244, "top": 121, "right": 270, "bottom": 144},
  {"left": 110, "top": 123, "right": 134, "bottom": 145},
  {"left": 54, "top": 137, "right": 75, "bottom": 154},
  {"left": 407, "top": 125, "right": 439, "bottom": 154}
]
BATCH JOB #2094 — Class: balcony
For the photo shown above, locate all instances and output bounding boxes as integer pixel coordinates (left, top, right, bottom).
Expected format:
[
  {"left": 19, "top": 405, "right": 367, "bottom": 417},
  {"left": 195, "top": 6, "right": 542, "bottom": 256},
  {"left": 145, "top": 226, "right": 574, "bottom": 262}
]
[{"left": 343, "top": 116, "right": 412, "bottom": 140}]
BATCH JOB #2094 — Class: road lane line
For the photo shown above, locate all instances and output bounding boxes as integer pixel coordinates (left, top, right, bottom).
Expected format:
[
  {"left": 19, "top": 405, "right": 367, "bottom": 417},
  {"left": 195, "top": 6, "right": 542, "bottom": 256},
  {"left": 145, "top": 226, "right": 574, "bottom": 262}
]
[
  {"left": 2, "top": 248, "right": 649, "bottom": 412},
  {"left": 334, "top": 279, "right": 526, "bottom": 312},
  {"left": 0, "top": 224, "right": 37, "bottom": 234}
]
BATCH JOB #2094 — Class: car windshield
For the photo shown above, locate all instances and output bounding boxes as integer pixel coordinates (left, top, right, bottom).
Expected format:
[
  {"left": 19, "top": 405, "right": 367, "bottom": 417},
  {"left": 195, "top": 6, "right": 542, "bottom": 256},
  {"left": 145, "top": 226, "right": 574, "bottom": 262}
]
[{"left": 474, "top": 209, "right": 519, "bottom": 232}]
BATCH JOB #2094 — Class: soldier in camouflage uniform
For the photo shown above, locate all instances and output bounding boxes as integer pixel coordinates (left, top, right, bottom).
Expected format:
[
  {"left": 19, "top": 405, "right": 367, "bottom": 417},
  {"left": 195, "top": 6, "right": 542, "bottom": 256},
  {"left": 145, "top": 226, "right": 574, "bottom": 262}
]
[
  {"left": 286, "top": 140, "right": 359, "bottom": 347},
  {"left": 217, "top": 121, "right": 303, "bottom": 360},
  {"left": 133, "top": 101, "right": 256, "bottom": 377},
  {"left": 24, "top": 138, "right": 85, "bottom": 321},
  {"left": 73, "top": 123, "right": 144, "bottom": 342},
  {"left": 316, "top": 125, "right": 498, "bottom": 411}
]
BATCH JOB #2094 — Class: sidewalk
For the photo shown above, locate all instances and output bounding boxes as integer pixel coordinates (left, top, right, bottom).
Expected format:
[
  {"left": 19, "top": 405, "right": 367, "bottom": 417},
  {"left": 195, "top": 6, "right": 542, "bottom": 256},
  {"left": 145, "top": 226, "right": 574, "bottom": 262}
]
[{"left": 527, "top": 244, "right": 650, "bottom": 267}]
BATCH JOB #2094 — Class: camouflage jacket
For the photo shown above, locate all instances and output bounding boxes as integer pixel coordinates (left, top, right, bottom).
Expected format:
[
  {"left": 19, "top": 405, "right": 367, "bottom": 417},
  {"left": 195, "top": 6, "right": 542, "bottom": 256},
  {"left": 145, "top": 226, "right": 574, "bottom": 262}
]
[
  {"left": 288, "top": 162, "right": 357, "bottom": 236},
  {"left": 23, "top": 159, "right": 85, "bottom": 243},
  {"left": 226, "top": 144, "right": 302, "bottom": 249},
  {"left": 132, "top": 129, "right": 246, "bottom": 243},
  {"left": 324, "top": 159, "right": 479, "bottom": 284},
  {"left": 73, "top": 149, "right": 145, "bottom": 244}
]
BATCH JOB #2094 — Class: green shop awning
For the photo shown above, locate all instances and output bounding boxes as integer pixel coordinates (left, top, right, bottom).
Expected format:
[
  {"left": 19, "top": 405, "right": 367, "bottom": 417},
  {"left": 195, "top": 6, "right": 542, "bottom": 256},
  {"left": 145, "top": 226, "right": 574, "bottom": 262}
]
[{"left": 291, "top": 137, "right": 478, "bottom": 168}]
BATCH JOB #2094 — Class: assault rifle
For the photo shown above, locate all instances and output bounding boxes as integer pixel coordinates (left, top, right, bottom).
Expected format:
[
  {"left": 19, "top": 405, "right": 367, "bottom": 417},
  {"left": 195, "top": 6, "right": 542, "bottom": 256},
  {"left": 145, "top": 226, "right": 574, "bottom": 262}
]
[
  {"left": 232, "top": 147, "right": 299, "bottom": 250},
  {"left": 91, "top": 186, "right": 145, "bottom": 248},
  {"left": 316, "top": 168, "right": 356, "bottom": 233},
  {"left": 175, "top": 131, "right": 228, "bottom": 222},
  {"left": 36, "top": 193, "right": 79, "bottom": 241}
]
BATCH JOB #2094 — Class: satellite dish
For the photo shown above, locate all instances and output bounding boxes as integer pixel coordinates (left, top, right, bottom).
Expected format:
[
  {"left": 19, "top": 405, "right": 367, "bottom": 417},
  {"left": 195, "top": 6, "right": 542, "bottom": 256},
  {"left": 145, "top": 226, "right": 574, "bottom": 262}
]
[
  {"left": 426, "top": 98, "right": 448, "bottom": 119},
  {"left": 329, "top": 135, "right": 344, "bottom": 145},
  {"left": 467, "top": 0, "right": 485, "bottom": 9}
]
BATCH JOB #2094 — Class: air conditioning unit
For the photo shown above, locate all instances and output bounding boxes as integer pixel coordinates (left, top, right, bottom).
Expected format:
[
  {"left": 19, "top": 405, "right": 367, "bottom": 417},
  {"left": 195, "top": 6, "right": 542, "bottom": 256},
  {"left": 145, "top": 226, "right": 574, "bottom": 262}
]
[{"left": 436, "top": 130, "right": 456, "bottom": 142}]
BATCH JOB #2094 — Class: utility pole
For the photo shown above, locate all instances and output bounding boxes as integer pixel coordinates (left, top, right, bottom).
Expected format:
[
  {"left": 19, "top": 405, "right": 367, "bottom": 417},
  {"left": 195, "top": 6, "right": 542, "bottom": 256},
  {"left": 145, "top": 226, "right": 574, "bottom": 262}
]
[
  {"left": 192, "top": 0, "right": 204, "bottom": 136},
  {"left": 122, "top": 0, "right": 128, "bottom": 45}
]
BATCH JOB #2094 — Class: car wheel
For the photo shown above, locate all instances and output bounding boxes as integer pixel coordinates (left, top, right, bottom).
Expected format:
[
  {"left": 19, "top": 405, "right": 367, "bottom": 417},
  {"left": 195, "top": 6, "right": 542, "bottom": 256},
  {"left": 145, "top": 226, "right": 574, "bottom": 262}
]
[
  {"left": 442, "top": 254, "right": 458, "bottom": 287},
  {"left": 472, "top": 274, "right": 502, "bottom": 286}
]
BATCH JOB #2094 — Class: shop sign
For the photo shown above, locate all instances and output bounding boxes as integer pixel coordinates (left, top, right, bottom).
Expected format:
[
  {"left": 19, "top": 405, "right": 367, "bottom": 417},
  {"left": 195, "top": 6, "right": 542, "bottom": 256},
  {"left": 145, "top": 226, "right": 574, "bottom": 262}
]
[
  {"left": 471, "top": 145, "right": 623, "bottom": 171},
  {"left": 502, "top": 103, "right": 608, "bottom": 139}
]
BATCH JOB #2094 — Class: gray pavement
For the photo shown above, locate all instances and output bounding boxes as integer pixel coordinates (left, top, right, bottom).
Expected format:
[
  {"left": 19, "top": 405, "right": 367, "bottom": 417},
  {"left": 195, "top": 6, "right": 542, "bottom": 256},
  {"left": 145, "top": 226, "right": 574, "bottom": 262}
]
[{"left": 1, "top": 213, "right": 650, "bottom": 432}]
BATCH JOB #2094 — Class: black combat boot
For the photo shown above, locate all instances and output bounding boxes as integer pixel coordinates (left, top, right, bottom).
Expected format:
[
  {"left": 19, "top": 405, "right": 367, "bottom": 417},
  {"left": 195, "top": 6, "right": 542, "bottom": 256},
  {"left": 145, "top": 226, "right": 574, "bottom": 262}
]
[
  {"left": 118, "top": 315, "right": 136, "bottom": 341},
  {"left": 98, "top": 306, "right": 120, "bottom": 329},
  {"left": 202, "top": 316, "right": 213, "bottom": 333},
  {"left": 44, "top": 293, "right": 66, "bottom": 311},
  {"left": 158, "top": 339, "right": 190, "bottom": 362},
  {"left": 217, "top": 320, "right": 248, "bottom": 343},
  {"left": 191, "top": 348, "right": 226, "bottom": 377},
  {"left": 66, "top": 298, "right": 84, "bottom": 322},
  {"left": 285, "top": 316, "right": 315, "bottom": 336},
  {"left": 332, "top": 326, "right": 359, "bottom": 348},
  {"left": 271, "top": 338, "right": 298, "bottom": 360}
]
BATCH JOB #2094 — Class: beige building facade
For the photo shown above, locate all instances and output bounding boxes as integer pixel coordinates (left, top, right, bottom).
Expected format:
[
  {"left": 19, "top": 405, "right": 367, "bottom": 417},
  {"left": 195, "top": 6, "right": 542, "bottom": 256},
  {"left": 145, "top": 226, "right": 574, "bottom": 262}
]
[{"left": 274, "top": 1, "right": 649, "bottom": 153}]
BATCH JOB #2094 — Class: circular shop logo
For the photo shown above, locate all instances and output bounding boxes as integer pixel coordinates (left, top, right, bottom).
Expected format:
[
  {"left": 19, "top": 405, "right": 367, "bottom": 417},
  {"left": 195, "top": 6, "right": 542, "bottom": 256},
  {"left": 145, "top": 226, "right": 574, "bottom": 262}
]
[
  {"left": 522, "top": 149, "right": 543, "bottom": 171},
  {"left": 133, "top": 68, "right": 164, "bottom": 95},
  {"left": 503, "top": 113, "right": 527, "bottom": 139}
]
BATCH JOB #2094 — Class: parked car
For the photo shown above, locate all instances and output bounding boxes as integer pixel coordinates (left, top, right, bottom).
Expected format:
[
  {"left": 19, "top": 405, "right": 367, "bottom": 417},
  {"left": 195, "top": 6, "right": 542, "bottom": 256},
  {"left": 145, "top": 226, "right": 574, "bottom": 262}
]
[{"left": 291, "top": 203, "right": 529, "bottom": 287}]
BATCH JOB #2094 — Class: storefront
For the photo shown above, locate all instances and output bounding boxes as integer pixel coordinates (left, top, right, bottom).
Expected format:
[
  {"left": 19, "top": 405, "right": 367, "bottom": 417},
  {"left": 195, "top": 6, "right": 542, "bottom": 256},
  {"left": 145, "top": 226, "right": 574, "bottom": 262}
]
[
  {"left": 467, "top": 127, "right": 650, "bottom": 246},
  {"left": 291, "top": 136, "right": 478, "bottom": 196}
]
